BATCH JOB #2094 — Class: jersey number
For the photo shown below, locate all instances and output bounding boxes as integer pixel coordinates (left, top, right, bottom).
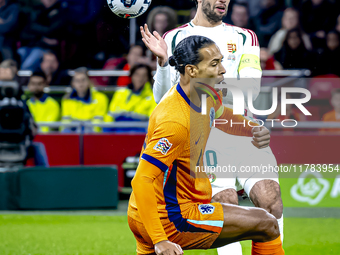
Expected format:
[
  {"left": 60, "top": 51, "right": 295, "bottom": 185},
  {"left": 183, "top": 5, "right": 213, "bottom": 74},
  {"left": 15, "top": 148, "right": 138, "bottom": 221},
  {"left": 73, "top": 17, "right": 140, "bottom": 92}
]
[{"left": 205, "top": 150, "right": 217, "bottom": 167}]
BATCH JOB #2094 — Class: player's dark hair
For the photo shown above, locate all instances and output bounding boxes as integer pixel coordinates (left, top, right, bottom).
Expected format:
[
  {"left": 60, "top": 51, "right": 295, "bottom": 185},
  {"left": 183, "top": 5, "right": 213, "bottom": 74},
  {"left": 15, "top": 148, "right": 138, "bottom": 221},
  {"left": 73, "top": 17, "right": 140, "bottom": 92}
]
[
  {"left": 169, "top": 35, "right": 215, "bottom": 75},
  {"left": 31, "top": 71, "right": 46, "bottom": 81},
  {"left": 192, "top": 0, "right": 198, "bottom": 7}
]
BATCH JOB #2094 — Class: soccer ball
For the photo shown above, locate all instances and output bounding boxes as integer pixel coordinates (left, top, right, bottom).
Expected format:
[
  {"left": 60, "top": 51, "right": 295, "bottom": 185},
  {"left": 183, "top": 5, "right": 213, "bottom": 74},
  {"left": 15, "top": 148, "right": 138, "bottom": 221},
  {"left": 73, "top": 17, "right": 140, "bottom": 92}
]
[{"left": 107, "top": 0, "right": 152, "bottom": 19}]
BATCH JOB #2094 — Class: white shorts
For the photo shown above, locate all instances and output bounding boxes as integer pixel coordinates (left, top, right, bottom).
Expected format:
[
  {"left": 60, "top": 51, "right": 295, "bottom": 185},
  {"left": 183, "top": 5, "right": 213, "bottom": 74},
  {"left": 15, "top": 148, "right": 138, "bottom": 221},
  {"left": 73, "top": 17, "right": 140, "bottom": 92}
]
[{"left": 204, "top": 127, "right": 279, "bottom": 197}]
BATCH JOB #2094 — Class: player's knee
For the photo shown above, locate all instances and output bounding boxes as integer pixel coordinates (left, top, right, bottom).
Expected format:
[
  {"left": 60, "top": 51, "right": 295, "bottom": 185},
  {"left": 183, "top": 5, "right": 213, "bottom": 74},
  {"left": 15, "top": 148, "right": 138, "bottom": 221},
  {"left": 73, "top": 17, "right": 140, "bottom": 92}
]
[
  {"left": 254, "top": 209, "right": 280, "bottom": 242},
  {"left": 212, "top": 188, "right": 238, "bottom": 205},
  {"left": 250, "top": 180, "right": 283, "bottom": 218}
]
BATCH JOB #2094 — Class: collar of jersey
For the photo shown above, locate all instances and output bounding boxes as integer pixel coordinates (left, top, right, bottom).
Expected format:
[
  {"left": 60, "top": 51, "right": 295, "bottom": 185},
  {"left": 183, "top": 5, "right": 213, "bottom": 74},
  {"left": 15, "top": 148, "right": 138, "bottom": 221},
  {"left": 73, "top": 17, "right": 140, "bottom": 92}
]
[
  {"left": 189, "top": 20, "right": 225, "bottom": 29},
  {"left": 176, "top": 83, "right": 201, "bottom": 113},
  {"left": 31, "top": 93, "right": 48, "bottom": 103}
]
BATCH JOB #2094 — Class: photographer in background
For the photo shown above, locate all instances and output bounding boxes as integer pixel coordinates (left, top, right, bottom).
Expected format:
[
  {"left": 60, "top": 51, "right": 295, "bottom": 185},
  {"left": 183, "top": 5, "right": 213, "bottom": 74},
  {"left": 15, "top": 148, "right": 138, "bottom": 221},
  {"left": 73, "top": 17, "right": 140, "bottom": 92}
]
[{"left": 0, "top": 79, "right": 49, "bottom": 168}]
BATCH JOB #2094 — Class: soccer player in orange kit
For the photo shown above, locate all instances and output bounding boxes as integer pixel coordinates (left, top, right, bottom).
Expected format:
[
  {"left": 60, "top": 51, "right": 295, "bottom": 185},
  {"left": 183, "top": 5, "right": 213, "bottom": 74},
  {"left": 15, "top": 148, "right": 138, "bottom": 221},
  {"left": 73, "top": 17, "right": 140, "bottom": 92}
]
[{"left": 128, "top": 36, "right": 284, "bottom": 255}]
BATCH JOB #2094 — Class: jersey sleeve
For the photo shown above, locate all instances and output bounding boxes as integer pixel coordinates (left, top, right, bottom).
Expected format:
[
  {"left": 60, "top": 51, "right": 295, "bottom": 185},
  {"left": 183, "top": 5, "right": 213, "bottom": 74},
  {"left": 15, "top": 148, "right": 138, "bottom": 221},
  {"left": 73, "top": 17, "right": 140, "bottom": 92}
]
[
  {"left": 141, "top": 121, "right": 188, "bottom": 168},
  {"left": 214, "top": 104, "right": 258, "bottom": 137},
  {"left": 132, "top": 122, "right": 188, "bottom": 244},
  {"left": 131, "top": 160, "right": 168, "bottom": 244},
  {"left": 224, "top": 29, "right": 262, "bottom": 104}
]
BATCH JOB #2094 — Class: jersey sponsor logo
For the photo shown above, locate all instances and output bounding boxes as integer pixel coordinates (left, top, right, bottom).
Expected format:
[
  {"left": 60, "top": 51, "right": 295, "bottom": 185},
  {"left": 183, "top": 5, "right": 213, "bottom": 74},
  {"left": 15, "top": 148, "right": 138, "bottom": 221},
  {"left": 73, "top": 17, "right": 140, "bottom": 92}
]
[
  {"left": 195, "top": 134, "right": 201, "bottom": 145},
  {"left": 198, "top": 204, "right": 215, "bottom": 215},
  {"left": 154, "top": 138, "right": 173, "bottom": 155}
]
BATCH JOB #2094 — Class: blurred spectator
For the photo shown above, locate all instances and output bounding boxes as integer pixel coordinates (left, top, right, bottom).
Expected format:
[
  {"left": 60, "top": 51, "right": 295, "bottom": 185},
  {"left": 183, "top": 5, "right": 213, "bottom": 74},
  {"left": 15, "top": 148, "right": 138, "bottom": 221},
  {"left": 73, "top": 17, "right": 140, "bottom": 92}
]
[
  {"left": 260, "top": 48, "right": 282, "bottom": 70},
  {"left": 336, "top": 14, "right": 340, "bottom": 33},
  {"left": 0, "top": 59, "right": 24, "bottom": 97},
  {"left": 313, "top": 31, "right": 340, "bottom": 77},
  {"left": 268, "top": 7, "right": 312, "bottom": 55},
  {"left": 146, "top": 7, "right": 177, "bottom": 69},
  {"left": 105, "top": 64, "right": 157, "bottom": 131},
  {"left": 147, "top": 6, "right": 177, "bottom": 37},
  {"left": 18, "top": 0, "right": 67, "bottom": 71},
  {"left": 61, "top": 67, "right": 108, "bottom": 132},
  {"left": 274, "top": 28, "right": 311, "bottom": 69},
  {"left": 190, "top": 7, "right": 197, "bottom": 21},
  {"left": 111, "top": 45, "right": 144, "bottom": 87},
  {"left": 321, "top": 88, "right": 340, "bottom": 132},
  {"left": 0, "top": 59, "right": 18, "bottom": 81},
  {"left": 0, "top": 0, "right": 20, "bottom": 61},
  {"left": 230, "top": 1, "right": 253, "bottom": 29},
  {"left": 39, "top": 51, "right": 70, "bottom": 85},
  {"left": 253, "top": 0, "right": 283, "bottom": 47},
  {"left": 300, "top": 0, "right": 338, "bottom": 49},
  {"left": 26, "top": 71, "right": 60, "bottom": 132}
]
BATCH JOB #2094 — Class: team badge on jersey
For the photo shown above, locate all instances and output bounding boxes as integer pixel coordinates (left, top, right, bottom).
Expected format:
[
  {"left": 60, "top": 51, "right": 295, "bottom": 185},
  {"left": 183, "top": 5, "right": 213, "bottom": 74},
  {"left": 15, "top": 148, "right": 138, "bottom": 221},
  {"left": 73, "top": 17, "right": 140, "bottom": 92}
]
[
  {"left": 154, "top": 138, "right": 173, "bottom": 155},
  {"left": 209, "top": 107, "right": 215, "bottom": 128},
  {"left": 198, "top": 204, "right": 215, "bottom": 215},
  {"left": 227, "top": 41, "right": 237, "bottom": 53},
  {"left": 227, "top": 41, "right": 237, "bottom": 62}
]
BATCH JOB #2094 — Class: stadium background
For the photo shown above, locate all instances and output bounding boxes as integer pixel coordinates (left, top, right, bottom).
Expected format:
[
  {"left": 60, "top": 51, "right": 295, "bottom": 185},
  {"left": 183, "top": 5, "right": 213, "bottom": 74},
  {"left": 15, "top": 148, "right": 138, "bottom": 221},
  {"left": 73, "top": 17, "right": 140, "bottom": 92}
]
[{"left": 1, "top": 0, "right": 340, "bottom": 254}]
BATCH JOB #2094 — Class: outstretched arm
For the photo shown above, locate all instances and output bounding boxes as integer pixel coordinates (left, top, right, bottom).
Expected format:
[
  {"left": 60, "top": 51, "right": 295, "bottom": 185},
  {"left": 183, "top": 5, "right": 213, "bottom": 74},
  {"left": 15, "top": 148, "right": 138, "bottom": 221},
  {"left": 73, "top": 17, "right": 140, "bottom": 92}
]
[
  {"left": 140, "top": 24, "right": 172, "bottom": 103},
  {"left": 215, "top": 106, "right": 270, "bottom": 149}
]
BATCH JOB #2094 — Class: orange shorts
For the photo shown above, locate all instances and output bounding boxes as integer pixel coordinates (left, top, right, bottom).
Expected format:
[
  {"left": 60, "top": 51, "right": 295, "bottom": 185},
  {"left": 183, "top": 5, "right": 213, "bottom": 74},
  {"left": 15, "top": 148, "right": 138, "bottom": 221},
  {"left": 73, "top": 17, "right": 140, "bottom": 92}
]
[{"left": 128, "top": 203, "right": 224, "bottom": 254}]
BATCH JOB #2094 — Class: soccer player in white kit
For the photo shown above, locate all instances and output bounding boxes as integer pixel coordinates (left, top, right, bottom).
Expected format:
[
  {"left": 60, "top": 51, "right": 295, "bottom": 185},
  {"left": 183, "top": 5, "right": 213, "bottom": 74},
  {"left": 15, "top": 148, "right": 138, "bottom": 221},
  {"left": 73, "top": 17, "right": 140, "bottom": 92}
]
[{"left": 140, "top": 0, "right": 284, "bottom": 254}]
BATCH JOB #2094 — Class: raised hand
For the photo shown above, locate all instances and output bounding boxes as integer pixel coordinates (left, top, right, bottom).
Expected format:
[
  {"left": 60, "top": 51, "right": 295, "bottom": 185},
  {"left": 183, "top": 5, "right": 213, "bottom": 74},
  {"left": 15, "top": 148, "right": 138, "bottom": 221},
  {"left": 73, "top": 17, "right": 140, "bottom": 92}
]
[{"left": 140, "top": 24, "right": 168, "bottom": 67}]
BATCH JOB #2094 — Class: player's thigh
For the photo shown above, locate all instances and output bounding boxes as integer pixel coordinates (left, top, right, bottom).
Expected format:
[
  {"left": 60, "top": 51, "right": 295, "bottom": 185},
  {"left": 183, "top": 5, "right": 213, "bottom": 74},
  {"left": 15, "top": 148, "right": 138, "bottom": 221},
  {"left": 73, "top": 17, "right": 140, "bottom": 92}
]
[{"left": 211, "top": 204, "right": 280, "bottom": 248}]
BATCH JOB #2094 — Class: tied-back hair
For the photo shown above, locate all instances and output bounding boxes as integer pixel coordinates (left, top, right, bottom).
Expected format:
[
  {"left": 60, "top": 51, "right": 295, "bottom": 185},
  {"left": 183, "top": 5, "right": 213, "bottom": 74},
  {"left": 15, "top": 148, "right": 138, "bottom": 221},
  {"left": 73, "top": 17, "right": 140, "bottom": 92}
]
[{"left": 169, "top": 35, "right": 215, "bottom": 75}]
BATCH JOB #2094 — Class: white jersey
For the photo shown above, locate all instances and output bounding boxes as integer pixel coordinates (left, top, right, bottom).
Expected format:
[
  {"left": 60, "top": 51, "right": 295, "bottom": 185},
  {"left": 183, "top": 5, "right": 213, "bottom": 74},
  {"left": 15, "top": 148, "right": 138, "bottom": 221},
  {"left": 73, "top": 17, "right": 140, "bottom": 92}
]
[{"left": 153, "top": 20, "right": 262, "bottom": 105}]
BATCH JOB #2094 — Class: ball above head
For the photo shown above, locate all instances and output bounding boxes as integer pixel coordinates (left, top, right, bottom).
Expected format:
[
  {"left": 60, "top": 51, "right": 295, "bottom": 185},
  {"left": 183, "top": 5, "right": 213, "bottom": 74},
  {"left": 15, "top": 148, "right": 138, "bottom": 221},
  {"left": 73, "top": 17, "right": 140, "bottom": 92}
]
[{"left": 107, "top": 0, "right": 152, "bottom": 19}]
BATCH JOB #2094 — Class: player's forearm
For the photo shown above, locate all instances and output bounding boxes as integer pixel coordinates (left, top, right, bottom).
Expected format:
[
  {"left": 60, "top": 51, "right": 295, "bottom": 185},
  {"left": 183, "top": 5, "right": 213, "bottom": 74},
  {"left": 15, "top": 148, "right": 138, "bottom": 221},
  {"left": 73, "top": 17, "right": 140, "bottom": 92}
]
[
  {"left": 215, "top": 106, "right": 257, "bottom": 136},
  {"left": 131, "top": 161, "right": 168, "bottom": 244},
  {"left": 153, "top": 61, "right": 171, "bottom": 103},
  {"left": 223, "top": 68, "right": 262, "bottom": 104}
]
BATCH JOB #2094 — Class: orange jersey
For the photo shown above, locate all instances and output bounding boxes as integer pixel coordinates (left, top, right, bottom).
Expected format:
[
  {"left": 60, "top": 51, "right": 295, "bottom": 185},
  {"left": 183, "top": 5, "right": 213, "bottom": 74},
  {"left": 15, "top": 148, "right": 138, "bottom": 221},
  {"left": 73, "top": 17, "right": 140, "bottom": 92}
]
[
  {"left": 321, "top": 110, "right": 340, "bottom": 132},
  {"left": 322, "top": 110, "right": 340, "bottom": 121},
  {"left": 128, "top": 83, "right": 256, "bottom": 245}
]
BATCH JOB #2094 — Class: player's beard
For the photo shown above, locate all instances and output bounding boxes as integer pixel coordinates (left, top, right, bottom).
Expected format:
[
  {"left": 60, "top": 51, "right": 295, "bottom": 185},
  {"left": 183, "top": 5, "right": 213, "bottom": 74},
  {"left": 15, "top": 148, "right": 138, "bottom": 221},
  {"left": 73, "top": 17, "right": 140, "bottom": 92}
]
[{"left": 202, "top": 0, "right": 228, "bottom": 24}]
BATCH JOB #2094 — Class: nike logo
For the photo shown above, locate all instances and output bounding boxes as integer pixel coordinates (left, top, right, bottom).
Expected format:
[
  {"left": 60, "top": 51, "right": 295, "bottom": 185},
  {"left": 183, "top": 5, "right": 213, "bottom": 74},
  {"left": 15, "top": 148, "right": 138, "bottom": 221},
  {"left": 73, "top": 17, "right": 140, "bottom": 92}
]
[{"left": 195, "top": 134, "right": 201, "bottom": 145}]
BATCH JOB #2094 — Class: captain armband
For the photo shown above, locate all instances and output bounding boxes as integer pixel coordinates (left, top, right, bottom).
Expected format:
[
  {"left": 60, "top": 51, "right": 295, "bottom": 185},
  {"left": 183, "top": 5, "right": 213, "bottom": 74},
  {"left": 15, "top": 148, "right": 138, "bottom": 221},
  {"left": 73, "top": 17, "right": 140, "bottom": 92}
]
[{"left": 238, "top": 54, "right": 262, "bottom": 73}]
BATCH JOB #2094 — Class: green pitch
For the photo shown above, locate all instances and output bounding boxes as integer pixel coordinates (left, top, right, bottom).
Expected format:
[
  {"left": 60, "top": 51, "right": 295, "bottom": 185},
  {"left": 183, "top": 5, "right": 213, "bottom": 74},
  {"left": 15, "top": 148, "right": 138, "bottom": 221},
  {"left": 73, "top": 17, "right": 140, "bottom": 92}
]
[{"left": 1, "top": 215, "right": 339, "bottom": 254}]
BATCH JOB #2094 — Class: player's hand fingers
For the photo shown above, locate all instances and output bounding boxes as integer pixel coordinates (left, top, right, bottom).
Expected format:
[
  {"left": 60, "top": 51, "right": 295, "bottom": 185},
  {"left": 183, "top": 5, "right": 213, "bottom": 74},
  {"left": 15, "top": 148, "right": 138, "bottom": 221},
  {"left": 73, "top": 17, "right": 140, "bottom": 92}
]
[
  {"left": 141, "top": 38, "right": 151, "bottom": 49},
  {"left": 252, "top": 126, "right": 269, "bottom": 137},
  {"left": 252, "top": 133, "right": 270, "bottom": 142},
  {"left": 175, "top": 244, "right": 183, "bottom": 255},
  {"left": 144, "top": 23, "right": 152, "bottom": 37},
  {"left": 153, "top": 30, "right": 162, "bottom": 40},
  {"left": 140, "top": 28, "right": 150, "bottom": 44},
  {"left": 252, "top": 140, "right": 270, "bottom": 149}
]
